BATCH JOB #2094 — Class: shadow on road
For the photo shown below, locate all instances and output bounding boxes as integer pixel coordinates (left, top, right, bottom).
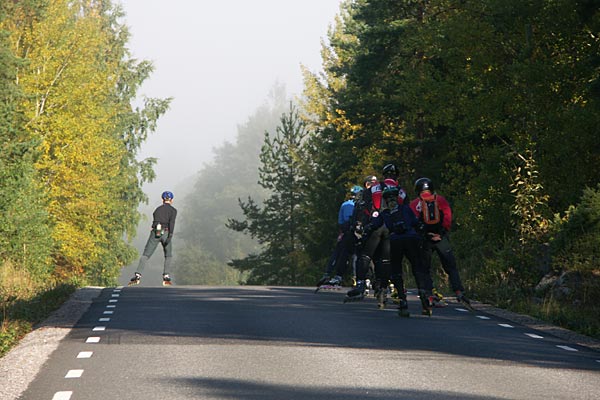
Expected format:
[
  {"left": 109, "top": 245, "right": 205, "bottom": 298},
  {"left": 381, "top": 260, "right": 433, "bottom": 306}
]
[
  {"left": 168, "top": 376, "right": 508, "bottom": 400},
  {"left": 72, "top": 286, "right": 599, "bottom": 372}
]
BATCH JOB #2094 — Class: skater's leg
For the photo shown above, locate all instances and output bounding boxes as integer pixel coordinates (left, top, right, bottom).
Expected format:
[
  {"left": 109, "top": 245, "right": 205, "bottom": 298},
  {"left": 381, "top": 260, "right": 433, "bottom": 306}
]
[
  {"left": 135, "top": 232, "right": 159, "bottom": 275},
  {"left": 433, "top": 236, "right": 464, "bottom": 293}
]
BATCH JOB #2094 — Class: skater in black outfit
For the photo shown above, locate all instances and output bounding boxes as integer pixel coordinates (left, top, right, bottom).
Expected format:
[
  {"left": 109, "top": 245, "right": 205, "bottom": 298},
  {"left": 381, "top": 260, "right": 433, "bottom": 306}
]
[
  {"left": 345, "top": 164, "right": 408, "bottom": 303},
  {"left": 129, "top": 191, "right": 177, "bottom": 286}
]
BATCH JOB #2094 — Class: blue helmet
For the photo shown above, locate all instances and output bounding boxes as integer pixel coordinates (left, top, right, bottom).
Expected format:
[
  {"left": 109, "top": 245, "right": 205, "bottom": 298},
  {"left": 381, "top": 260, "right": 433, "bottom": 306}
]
[
  {"left": 161, "top": 191, "right": 174, "bottom": 200},
  {"left": 350, "top": 185, "right": 363, "bottom": 195}
]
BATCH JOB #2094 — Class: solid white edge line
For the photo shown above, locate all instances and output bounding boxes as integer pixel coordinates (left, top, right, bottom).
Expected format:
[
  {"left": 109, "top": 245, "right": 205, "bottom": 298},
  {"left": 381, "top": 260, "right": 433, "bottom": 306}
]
[
  {"left": 65, "top": 369, "right": 84, "bottom": 378},
  {"left": 52, "top": 392, "right": 73, "bottom": 400},
  {"left": 77, "top": 351, "right": 93, "bottom": 358}
]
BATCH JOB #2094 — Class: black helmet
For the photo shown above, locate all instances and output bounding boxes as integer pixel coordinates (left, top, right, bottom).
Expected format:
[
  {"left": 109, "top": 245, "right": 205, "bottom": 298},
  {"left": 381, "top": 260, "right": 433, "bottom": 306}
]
[
  {"left": 382, "top": 163, "right": 398, "bottom": 178},
  {"left": 414, "top": 177, "right": 433, "bottom": 194}
]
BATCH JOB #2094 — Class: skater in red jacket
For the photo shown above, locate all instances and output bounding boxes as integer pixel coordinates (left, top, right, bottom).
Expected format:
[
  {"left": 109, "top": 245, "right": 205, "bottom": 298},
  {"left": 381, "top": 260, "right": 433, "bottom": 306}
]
[{"left": 410, "top": 178, "right": 473, "bottom": 309}]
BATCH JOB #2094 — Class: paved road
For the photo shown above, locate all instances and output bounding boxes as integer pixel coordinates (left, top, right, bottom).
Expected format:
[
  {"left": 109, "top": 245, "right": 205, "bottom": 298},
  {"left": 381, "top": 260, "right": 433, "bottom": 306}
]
[{"left": 20, "top": 286, "right": 600, "bottom": 400}]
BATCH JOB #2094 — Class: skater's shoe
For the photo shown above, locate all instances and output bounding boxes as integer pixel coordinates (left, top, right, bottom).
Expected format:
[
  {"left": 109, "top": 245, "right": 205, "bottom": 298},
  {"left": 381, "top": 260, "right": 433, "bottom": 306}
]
[
  {"left": 419, "top": 290, "right": 433, "bottom": 316},
  {"left": 327, "top": 275, "right": 343, "bottom": 287},
  {"left": 316, "top": 274, "right": 330, "bottom": 287},
  {"left": 162, "top": 274, "right": 172, "bottom": 286},
  {"left": 432, "top": 287, "right": 444, "bottom": 302},
  {"left": 397, "top": 298, "right": 410, "bottom": 318},
  {"left": 344, "top": 280, "right": 366, "bottom": 303},
  {"left": 431, "top": 288, "right": 446, "bottom": 307},
  {"left": 456, "top": 291, "right": 474, "bottom": 311},
  {"left": 128, "top": 272, "right": 141, "bottom": 286}
]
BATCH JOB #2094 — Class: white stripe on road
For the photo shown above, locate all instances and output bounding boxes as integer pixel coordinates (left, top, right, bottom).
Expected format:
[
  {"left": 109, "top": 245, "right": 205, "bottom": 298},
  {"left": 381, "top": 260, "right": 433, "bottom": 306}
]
[
  {"left": 525, "top": 333, "right": 544, "bottom": 339},
  {"left": 77, "top": 351, "right": 93, "bottom": 358},
  {"left": 65, "top": 369, "right": 84, "bottom": 378},
  {"left": 476, "top": 316, "right": 490, "bottom": 320},
  {"left": 455, "top": 308, "right": 469, "bottom": 312},
  {"left": 556, "top": 345, "right": 578, "bottom": 352},
  {"left": 86, "top": 337, "right": 101, "bottom": 343},
  {"left": 52, "top": 392, "right": 72, "bottom": 400},
  {"left": 498, "top": 324, "right": 514, "bottom": 328},
  {"left": 92, "top": 326, "right": 106, "bottom": 331},
  {"left": 111, "top": 294, "right": 120, "bottom": 297},
  {"left": 106, "top": 305, "right": 116, "bottom": 308},
  {"left": 99, "top": 318, "right": 110, "bottom": 322},
  {"left": 109, "top": 299, "right": 118, "bottom": 303},
  {"left": 103, "top": 311, "right": 113, "bottom": 315}
]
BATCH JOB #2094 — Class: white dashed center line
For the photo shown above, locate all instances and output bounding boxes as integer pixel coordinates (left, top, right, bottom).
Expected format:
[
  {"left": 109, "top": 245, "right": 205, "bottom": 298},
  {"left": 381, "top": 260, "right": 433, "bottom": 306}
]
[
  {"left": 85, "top": 337, "right": 101, "bottom": 343},
  {"left": 99, "top": 317, "right": 110, "bottom": 322},
  {"left": 498, "top": 323, "right": 514, "bottom": 328},
  {"left": 77, "top": 351, "right": 93, "bottom": 359},
  {"left": 65, "top": 369, "right": 84, "bottom": 378},
  {"left": 52, "top": 391, "right": 73, "bottom": 400},
  {"left": 92, "top": 326, "right": 106, "bottom": 331},
  {"left": 103, "top": 311, "right": 114, "bottom": 315},
  {"left": 109, "top": 299, "right": 118, "bottom": 303},
  {"left": 455, "top": 308, "right": 469, "bottom": 312},
  {"left": 476, "top": 316, "right": 490, "bottom": 320}
]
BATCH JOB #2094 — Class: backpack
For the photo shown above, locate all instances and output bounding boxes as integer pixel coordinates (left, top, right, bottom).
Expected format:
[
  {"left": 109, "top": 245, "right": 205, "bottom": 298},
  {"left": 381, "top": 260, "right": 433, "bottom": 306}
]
[{"left": 418, "top": 194, "right": 442, "bottom": 228}]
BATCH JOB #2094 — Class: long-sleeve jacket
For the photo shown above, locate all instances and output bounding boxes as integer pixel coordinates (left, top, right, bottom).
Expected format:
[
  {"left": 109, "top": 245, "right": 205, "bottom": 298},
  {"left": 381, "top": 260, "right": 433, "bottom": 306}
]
[
  {"left": 152, "top": 203, "right": 177, "bottom": 237},
  {"left": 409, "top": 193, "right": 452, "bottom": 233}
]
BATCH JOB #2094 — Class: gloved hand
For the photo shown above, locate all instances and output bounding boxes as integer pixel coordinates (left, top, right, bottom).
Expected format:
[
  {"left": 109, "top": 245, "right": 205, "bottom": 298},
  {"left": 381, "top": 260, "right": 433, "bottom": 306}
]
[{"left": 428, "top": 233, "right": 442, "bottom": 242}]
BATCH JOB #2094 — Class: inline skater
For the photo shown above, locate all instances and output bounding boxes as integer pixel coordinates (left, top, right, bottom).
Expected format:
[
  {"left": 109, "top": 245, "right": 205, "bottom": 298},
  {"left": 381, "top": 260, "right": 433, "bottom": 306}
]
[
  {"left": 410, "top": 178, "right": 473, "bottom": 311},
  {"left": 129, "top": 191, "right": 177, "bottom": 286}
]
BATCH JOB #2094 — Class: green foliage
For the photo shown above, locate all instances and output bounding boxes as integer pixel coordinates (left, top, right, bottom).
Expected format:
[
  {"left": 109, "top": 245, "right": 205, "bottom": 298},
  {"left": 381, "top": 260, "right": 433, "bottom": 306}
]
[
  {"left": 228, "top": 103, "right": 314, "bottom": 285},
  {"left": 1, "top": 0, "right": 169, "bottom": 286},
  {"left": 1, "top": 261, "right": 76, "bottom": 357},
  {"left": 0, "top": 0, "right": 52, "bottom": 277},
  {"left": 551, "top": 185, "right": 600, "bottom": 275}
]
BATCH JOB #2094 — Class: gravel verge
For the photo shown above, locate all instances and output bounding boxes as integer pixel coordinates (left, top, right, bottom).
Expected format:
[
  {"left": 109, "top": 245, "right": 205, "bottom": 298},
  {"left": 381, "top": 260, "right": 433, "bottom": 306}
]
[{"left": 0, "top": 286, "right": 103, "bottom": 400}]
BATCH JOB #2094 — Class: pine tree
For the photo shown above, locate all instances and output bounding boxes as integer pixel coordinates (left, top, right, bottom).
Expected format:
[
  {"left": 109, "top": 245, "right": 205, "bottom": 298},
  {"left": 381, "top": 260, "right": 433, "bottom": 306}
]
[{"left": 227, "top": 103, "right": 312, "bottom": 285}]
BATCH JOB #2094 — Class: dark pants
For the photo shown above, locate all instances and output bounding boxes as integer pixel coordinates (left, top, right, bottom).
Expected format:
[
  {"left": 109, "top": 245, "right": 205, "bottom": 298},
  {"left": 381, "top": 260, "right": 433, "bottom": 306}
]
[
  {"left": 389, "top": 236, "right": 430, "bottom": 295},
  {"left": 422, "top": 234, "right": 464, "bottom": 293},
  {"left": 331, "top": 230, "right": 356, "bottom": 277},
  {"left": 355, "top": 225, "right": 390, "bottom": 283},
  {"left": 137, "top": 231, "right": 173, "bottom": 275}
]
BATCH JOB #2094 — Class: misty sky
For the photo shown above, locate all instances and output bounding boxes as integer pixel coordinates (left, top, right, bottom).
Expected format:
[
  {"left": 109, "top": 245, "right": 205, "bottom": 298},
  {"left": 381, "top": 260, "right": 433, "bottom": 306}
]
[{"left": 118, "top": 0, "right": 343, "bottom": 199}]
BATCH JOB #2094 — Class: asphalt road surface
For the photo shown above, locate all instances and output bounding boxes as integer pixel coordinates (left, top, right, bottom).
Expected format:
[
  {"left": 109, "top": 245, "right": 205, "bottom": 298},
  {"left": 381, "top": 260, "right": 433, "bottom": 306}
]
[{"left": 19, "top": 285, "right": 600, "bottom": 400}]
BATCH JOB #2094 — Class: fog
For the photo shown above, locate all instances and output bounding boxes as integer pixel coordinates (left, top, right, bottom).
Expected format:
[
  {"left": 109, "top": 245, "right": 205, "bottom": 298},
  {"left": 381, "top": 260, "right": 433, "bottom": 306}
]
[{"left": 118, "top": 0, "right": 343, "bottom": 200}]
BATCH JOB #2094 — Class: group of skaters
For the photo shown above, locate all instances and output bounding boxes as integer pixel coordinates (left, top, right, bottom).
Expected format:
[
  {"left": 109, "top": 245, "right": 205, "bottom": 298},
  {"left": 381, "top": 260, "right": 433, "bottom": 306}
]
[{"left": 316, "top": 163, "right": 472, "bottom": 317}]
